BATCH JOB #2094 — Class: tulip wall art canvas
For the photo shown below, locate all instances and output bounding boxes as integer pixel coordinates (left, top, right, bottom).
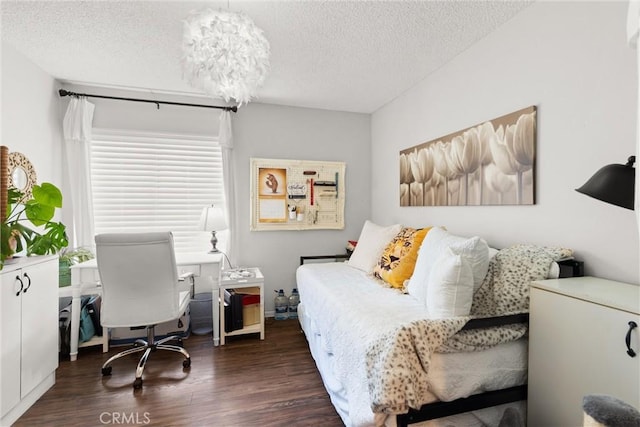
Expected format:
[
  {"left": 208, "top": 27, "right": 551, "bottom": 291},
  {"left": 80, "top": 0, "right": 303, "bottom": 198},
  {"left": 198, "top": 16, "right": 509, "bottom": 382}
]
[{"left": 399, "top": 106, "right": 536, "bottom": 207}]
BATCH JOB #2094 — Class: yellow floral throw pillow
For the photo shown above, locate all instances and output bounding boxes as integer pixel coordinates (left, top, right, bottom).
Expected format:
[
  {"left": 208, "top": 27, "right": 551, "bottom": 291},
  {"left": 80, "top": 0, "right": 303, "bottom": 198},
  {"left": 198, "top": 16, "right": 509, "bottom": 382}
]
[{"left": 374, "top": 227, "right": 431, "bottom": 289}]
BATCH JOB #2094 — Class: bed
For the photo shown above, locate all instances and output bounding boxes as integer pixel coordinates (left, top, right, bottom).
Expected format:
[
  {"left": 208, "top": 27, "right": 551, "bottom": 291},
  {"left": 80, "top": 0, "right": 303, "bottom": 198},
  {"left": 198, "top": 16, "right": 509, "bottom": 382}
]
[{"left": 296, "top": 223, "right": 574, "bottom": 427}]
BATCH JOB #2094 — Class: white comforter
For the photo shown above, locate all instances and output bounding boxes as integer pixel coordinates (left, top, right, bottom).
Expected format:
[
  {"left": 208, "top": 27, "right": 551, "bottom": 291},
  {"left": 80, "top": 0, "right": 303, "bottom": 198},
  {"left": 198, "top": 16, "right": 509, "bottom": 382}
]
[
  {"left": 297, "top": 245, "right": 573, "bottom": 426},
  {"left": 297, "top": 262, "right": 434, "bottom": 426}
]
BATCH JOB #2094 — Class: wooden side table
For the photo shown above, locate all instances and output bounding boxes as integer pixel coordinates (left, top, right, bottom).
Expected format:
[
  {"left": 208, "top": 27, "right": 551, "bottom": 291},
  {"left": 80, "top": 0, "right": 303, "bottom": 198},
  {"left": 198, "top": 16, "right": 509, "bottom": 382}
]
[{"left": 219, "top": 268, "right": 265, "bottom": 345}]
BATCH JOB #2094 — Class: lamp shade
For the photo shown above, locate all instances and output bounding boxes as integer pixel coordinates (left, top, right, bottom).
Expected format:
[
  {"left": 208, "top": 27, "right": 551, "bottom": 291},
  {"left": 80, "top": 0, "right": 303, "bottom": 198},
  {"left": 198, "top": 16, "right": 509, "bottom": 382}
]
[
  {"left": 199, "top": 205, "right": 228, "bottom": 231},
  {"left": 576, "top": 156, "right": 635, "bottom": 210}
]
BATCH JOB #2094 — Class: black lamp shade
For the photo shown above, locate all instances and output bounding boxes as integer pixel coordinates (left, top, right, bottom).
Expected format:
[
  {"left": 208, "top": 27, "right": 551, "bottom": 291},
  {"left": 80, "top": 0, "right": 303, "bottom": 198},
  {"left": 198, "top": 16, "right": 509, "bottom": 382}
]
[{"left": 576, "top": 156, "right": 636, "bottom": 210}]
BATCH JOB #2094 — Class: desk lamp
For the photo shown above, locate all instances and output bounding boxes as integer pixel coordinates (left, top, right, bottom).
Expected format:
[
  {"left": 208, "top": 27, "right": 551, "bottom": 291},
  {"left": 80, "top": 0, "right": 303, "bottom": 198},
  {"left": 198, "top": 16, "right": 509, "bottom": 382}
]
[
  {"left": 199, "top": 205, "right": 228, "bottom": 253},
  {"left": 576, "top": 156, "right": 635, "bottom": 210}
]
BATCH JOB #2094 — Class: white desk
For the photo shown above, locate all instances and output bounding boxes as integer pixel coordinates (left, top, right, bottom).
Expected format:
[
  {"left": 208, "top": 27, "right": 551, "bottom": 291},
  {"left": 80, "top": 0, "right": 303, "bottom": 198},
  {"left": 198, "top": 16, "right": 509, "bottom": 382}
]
[{"left": 68, "top": 252, "right": 222, "bottom": 361}]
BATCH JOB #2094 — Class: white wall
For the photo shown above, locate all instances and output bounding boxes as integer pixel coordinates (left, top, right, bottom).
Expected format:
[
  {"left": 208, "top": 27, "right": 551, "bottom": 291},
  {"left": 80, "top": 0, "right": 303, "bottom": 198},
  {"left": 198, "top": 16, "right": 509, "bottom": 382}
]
[
  {"left": 233, "top": 103, "right": 371, "bottom": 312},
  {"left": 61, "top": 83, "right": 221, "bottom": 136},
  {"left": 1, "top": 42, "right": 62, "bottom": 190},
  {"left": 3, "top": 43, "right": 371, "bottom": 313},
  {"left": 371, "top": 1, "right": 639, "bottom": 284},
  {"left": 57, "top": 83, "right": 225, "bottom": 252},
  {"left": 58, "top": 85, "right": 372, "bottom": 313}
]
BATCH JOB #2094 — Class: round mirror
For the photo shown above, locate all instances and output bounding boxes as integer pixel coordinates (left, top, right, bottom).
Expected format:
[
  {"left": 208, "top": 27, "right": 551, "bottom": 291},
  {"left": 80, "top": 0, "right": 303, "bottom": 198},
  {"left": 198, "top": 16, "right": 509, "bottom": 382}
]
[
  {"left": 11, "top": 167, "right": 28, "bottom": 191},
  {"left": 7, "top": 152, "right": 37, "bottom": 199}
]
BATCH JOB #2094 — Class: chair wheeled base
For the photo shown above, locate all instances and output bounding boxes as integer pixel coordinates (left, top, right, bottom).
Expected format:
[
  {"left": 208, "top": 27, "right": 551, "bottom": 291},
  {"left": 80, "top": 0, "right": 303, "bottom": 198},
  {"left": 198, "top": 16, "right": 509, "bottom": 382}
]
[{"left": 101, "top": 324, "right": 191, "bottom": 389}]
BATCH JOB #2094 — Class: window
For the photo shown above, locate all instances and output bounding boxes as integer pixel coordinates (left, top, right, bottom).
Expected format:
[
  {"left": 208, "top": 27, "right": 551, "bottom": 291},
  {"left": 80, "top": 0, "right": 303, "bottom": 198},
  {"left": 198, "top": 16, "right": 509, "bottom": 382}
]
[{"left": 90, "top": 129, "right": 225, "bottom": 253}]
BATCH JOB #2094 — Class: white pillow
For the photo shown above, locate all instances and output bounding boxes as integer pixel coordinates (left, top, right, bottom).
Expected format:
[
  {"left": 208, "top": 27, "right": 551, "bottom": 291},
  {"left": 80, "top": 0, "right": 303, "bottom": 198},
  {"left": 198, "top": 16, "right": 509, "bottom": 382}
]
[
  {"left": 547, "top": 261, "right": 560, "bottom": 279},
  {"left": 347, "top": 220, "right": 402, "bottom": 273},
  {"left": 406, "top": 227, "right": 489, "bottom": 304},
  {"left": 426, "top": 247, "right": 474, "bottom": 318}
]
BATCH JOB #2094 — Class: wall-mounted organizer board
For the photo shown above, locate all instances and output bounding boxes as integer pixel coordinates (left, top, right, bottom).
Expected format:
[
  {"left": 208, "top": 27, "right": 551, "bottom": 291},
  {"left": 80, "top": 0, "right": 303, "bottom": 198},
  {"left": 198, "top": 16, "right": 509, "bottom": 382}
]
[{"left": 250, "top": 158, "right": 345, "bottom": 231}]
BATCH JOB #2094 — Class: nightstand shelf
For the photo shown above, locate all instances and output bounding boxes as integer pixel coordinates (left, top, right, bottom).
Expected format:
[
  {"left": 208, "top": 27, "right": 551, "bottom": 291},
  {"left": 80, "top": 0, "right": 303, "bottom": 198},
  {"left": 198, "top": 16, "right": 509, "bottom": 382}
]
[
  {"left": 219, "top": 268, "right": 265, "bottom": 345},
  {"left": 221, "top": 322, "right": 263, "bottom": 338}
]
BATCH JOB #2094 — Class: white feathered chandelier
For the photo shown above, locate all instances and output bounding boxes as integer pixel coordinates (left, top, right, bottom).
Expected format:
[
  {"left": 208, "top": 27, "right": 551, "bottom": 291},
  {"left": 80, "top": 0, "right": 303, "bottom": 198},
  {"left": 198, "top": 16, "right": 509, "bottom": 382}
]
[{"left": 182, "top": 8, "right": 270, "bottom": 106}]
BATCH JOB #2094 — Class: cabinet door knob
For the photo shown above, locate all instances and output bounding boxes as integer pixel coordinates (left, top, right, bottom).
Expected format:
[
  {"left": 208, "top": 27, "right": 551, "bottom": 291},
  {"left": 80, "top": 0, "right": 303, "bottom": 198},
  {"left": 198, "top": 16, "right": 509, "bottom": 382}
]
[
  {"left": 22, "top": 272, "right": 31, "bottom": 293},
  {"left": 15, "top": 275, "right": 24, "bottom": 296},
  {"left": 626, "top": 321, "right": 638, "bottom": 358}
]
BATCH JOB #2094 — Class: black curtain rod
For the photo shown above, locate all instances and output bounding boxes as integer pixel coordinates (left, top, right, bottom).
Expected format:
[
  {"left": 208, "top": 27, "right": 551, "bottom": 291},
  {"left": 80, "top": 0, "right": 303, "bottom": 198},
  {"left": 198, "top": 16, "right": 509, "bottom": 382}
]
[{"left": 58, "top": 89, "right": 238, "bottom": 113}]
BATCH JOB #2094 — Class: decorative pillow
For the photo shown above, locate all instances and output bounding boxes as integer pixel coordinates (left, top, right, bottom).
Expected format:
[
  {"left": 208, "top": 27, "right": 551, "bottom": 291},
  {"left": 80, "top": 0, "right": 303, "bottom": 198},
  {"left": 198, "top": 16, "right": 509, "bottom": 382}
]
[
  {"left": 347, "top": 220, "right": 402, "bottom": 273},
  {"left": 373, "top": 226, "right": 431, "bottom": 289},
  {"left": 547, "top": 261, "right": 560, "bottom": 279},
  {"left": 426, "top": 247, "right": 474, "bottom": 318},
  {"left": 406, "top": 227, "right": 489, "bottom": 304}
]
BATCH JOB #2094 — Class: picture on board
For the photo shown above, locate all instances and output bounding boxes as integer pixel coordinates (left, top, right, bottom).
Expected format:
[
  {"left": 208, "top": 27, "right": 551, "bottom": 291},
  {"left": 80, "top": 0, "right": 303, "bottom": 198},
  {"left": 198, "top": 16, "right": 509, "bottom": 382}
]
[
  {"left": 258, "top": 167, "right": 288, "bottom": 222},
  {"left": 258, "top": 167, "right": 287, "bottom": 196}
]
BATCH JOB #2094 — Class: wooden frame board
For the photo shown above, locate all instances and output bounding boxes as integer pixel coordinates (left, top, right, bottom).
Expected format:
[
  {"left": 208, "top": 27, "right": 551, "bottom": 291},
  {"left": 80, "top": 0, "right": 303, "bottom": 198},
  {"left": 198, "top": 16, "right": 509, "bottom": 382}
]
[{"left": 250, "top": 158, "right": 345, "bottom": 231}]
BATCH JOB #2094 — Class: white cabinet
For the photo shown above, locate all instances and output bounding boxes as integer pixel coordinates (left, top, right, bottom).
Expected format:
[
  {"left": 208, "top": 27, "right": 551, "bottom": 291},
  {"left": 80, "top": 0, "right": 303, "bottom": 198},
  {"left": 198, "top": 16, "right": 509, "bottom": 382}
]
[
  {"left": 528, "top": 277, "right": 640, "bottom": 427},
  {"left": 1, "top": 255, "right": 58, "bottom": 426}
]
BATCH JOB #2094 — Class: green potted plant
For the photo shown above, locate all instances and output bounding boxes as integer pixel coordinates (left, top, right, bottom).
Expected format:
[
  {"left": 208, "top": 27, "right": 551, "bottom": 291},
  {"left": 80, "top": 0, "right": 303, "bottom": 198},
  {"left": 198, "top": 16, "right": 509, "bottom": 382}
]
[
  {"left": 58, "top": 247, "right": 94, "bottom": 287},
  {"left": 0, "top": 182, "right": 68, "bottom": 270}
]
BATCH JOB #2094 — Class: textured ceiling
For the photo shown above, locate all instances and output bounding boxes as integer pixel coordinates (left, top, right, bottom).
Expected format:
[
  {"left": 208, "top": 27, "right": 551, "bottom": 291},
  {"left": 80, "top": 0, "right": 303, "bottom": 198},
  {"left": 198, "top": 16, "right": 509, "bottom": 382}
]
[{"left": 1, "top": 1, "right": 533, "bottom": 113}]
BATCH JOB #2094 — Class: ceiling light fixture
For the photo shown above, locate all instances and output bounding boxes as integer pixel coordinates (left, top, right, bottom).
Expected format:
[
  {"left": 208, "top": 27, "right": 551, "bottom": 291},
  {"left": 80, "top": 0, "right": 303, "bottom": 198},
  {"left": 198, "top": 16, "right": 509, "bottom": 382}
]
[{"left": 181, "top": 8, "right": 270, "bottom": 106}]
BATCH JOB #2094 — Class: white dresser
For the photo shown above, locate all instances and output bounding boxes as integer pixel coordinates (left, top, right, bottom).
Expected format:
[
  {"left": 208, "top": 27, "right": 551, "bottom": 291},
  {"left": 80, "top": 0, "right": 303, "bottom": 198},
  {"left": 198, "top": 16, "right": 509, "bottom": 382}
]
[
  {"left": 528, "top": 276, "right": 640, "bottom": 427},
  {"left": 1, "top": 255, "right": 59, "bottom": 426}
]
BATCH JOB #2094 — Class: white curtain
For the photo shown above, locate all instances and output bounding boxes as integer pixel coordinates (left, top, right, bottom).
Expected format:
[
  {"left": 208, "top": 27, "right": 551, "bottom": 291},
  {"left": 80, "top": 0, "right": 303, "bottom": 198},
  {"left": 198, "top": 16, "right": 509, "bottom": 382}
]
[
  {"left": 629, "top": 0, "right": 639, "bottom": 277},
  {"left": 62, "top": 97, "right": 95, "bottom": 250},
  {"left": 219, "top": 110, "right": 237, "bottom": 267}
]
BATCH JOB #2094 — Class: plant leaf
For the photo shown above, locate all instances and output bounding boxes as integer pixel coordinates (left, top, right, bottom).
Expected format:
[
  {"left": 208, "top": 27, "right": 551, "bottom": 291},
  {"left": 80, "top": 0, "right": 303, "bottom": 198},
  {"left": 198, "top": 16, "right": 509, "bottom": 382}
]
[
  {"left": 32, "top": 183, "right": 63, "bottom": 208},
  {"left": 2, "top": 181, "right": 67, "bottom": 265},
  {"left": 27, "top": 222, "right": 68, "bottom": 255},
  {"left": 1, "top": 223, "right": 12, "bottom": 265},
  {"left": 28, "top": 234, "right": 53, "bottom": 255},
  {"left": 7, "top": 188, "right": 24, "bottom": 205},
  {"left": 24, "top": 200, "right": 55, "bottom": 225},
  {"left": 44, "top": 222, "right": 68, "bottom": 250},
  {"left": 13, "top": 223, "right": 35, "bottom": 241}
]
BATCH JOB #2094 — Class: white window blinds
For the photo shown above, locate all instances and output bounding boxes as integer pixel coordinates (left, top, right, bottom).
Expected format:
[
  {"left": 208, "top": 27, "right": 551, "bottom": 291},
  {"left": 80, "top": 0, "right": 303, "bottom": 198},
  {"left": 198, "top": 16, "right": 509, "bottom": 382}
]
[{"left": 90, "top": 129, "right": 225, "bottom": 253}]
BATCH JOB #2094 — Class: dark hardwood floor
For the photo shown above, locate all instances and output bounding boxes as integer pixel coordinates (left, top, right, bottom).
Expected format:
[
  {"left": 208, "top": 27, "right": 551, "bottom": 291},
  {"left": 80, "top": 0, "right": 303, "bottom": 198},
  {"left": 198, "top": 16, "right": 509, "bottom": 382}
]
[{"left": 15, "top": 319, "right": 343, "bottom": 427}]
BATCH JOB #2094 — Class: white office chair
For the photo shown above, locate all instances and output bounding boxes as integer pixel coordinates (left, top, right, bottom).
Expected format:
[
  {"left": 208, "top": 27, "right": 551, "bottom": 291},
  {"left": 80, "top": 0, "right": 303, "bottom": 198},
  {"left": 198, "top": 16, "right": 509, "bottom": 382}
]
[{"left": 95, "top": 232, "right": 192, "bottom": 389}]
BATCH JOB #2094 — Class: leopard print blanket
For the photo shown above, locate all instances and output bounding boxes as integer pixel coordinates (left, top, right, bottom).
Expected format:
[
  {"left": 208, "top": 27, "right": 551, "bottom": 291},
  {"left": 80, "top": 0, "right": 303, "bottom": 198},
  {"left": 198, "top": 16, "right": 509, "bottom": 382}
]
[{"left": 366, "top": 244, "right": 573, "bottom": 416}]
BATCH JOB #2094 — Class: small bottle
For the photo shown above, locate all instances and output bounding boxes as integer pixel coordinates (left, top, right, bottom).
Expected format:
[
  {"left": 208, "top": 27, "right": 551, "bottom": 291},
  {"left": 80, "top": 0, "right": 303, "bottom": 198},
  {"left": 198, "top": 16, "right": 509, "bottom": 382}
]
[
  {"left": 288, "top": 288, "right": 300, "bottom": 320},
  {"left": 274, "top": 289, "right": 288, "bottom": 320}
]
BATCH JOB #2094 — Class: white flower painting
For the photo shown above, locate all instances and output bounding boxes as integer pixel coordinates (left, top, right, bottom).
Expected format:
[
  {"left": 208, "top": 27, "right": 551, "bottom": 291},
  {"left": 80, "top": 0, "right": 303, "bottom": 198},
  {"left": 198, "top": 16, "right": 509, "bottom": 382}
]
[{"left": 399, "top": 106, "right": 536, "bottom": 206}]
